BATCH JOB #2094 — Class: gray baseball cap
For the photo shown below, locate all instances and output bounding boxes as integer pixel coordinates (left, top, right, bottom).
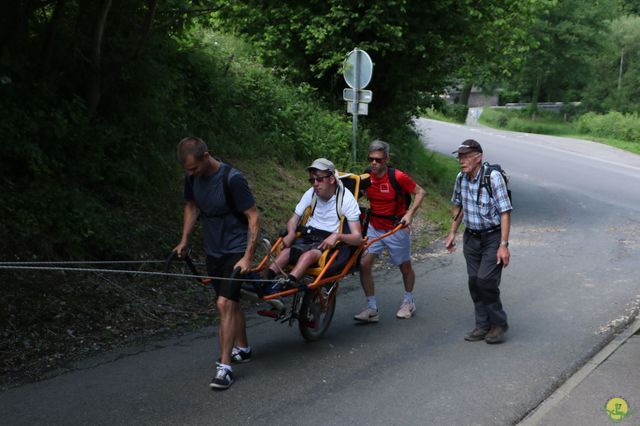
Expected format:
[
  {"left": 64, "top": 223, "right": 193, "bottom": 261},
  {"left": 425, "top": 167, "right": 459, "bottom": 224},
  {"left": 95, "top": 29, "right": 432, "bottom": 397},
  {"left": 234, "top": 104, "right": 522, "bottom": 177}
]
[{"left": 306, "top": 158, "right": 336, "bottom": 174}]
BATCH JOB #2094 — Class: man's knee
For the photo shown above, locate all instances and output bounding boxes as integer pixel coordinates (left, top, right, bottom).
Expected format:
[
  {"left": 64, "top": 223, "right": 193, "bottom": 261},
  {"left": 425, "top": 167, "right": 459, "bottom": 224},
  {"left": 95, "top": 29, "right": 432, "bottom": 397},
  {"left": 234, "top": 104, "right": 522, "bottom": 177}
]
[
  {"left": 399, "top": 260, "right": 413, "bottom": 276},
  {"left": 476, "top": 278, "right": 500, "bottom": 304},
  {"left": 297, "top": 250, "right": 321, "bottom": 266},
  {"left": 360, "top": 253, "right": 375, "bottom": 271},
  {"left": 467, "top": 276, "right": 481, "bottom": 302},
  {"left": 216, "top": 296, "right": 237, "bottom": 314}
]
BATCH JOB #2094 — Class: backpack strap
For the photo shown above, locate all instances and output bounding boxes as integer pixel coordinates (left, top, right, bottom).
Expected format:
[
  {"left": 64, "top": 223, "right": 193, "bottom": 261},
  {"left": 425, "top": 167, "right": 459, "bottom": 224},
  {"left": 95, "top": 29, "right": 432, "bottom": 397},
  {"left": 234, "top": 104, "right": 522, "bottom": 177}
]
[
  {"left": 221, "top": 163, "right": 248, "bottom": 224},
  {"left": 222, "top": 164, "right": 233, "bottom": 210},
  {"left": 309, "top": 174, "right": 346, "bottom": 225},
  {"left": 477, "top": 163, "right": 496, "bottom": 206},
  {"left": 386, "top": 167, "right": 402, "bottom": 203},
  {"left": 453, "top": 172, "right": 464, "bottom": 222}
]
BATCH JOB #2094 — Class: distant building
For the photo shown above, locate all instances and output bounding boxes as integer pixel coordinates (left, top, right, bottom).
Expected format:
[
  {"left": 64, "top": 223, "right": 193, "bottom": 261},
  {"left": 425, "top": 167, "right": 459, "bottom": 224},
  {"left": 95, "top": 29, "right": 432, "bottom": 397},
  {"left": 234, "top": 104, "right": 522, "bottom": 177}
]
[{"left": 443, "top": 85, "right": 498, "bottom": 107}]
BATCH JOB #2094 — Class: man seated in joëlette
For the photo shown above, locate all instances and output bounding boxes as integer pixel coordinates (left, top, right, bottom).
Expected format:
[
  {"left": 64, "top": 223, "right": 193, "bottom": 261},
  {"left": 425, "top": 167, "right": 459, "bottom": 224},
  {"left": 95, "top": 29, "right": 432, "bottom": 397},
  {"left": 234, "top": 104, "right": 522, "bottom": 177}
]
[{"left": 266, "top": 158, "right": 363, "bottom": 287}]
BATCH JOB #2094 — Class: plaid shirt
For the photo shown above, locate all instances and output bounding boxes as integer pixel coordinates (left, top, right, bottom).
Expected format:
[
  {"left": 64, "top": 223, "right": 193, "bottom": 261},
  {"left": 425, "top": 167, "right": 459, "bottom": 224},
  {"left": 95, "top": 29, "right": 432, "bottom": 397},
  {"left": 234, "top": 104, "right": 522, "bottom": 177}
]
[{"left": 451, "top": 166, "right": 512, "bottom": 231}]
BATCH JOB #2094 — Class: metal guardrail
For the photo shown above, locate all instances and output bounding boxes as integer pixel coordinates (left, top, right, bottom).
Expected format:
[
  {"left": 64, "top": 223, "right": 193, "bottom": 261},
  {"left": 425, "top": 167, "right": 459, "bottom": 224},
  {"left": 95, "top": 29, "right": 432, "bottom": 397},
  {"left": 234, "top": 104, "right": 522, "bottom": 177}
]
[{"left": 499, "top": 102, "right": 581, "bottom": 111}]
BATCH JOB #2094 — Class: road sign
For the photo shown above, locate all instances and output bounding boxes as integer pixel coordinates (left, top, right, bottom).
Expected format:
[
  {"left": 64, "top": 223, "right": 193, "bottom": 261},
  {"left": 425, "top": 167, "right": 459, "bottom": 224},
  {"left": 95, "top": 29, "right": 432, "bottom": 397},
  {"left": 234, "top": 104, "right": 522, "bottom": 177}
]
[
  {"left": 343, "top": 49, "right": 373, "bottom": 90},
  {"left": 343, "top": 88, "right": 373, "bottom": 103},
  {"left": 347, "top": 102, "right": 368, "bottom": 115}
]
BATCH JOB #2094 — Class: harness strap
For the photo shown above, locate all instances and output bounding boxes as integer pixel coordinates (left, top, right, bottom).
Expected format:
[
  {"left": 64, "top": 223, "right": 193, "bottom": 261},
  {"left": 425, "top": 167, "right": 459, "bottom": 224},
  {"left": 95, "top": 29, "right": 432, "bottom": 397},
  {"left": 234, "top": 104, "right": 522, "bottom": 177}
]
[{"left": 308, "top": 174, "right": 346, "bottom": 230}]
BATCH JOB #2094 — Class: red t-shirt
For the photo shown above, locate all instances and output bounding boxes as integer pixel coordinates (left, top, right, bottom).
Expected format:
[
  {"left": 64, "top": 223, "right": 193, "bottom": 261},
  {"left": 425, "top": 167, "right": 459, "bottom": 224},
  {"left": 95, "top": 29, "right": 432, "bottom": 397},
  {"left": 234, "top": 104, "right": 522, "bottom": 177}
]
[{"left": 367, "top": 169, "right": 417, "bottom": 230}]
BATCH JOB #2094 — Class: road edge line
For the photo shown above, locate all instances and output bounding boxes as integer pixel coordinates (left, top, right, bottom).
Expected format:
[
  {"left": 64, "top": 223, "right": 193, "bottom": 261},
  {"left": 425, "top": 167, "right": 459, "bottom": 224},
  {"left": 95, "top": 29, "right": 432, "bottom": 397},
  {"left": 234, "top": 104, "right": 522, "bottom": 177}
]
[{"left": 517, "top": 316, "right": 640, "bottom": 426}]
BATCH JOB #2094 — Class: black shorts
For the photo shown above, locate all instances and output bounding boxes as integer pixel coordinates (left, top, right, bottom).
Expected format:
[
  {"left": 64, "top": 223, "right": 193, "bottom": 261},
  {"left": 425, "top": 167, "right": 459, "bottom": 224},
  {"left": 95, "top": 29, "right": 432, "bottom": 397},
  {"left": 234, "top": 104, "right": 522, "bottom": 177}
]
[
  {"left": 206, "top": 253, "right": 245, "bottom": 302},
  {"left": 289, "top": 234, "right": 325, "bottom": 264}
]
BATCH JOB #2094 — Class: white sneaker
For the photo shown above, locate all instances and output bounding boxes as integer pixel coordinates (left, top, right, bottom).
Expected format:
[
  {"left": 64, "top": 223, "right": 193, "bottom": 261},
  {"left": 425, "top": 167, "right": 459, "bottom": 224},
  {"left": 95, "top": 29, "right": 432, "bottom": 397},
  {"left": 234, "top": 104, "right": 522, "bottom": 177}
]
[
  {"left": 354, "top": 307, "right": 379, "bottom": 323},
  {"left": 396, "top": 300, "right": 416, "bottom": 319}
]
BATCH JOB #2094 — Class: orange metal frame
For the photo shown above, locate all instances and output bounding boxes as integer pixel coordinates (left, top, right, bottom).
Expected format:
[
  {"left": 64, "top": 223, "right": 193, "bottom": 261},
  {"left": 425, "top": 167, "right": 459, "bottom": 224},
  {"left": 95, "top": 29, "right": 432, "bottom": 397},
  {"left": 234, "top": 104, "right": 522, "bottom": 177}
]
[{"left": 253, "top": 223, "right": 405, "bottom": 301}]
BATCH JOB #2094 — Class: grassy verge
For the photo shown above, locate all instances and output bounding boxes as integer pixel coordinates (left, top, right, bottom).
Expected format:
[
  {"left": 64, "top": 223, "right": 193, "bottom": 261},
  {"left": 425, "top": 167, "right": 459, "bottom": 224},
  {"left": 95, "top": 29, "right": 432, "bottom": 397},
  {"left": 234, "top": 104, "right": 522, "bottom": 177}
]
[
  {"left": 420, "top": 105, "right": 468, "bottom": 124},
  {"left": 479, "top": 108, "right": 640, "bottom": 155}
]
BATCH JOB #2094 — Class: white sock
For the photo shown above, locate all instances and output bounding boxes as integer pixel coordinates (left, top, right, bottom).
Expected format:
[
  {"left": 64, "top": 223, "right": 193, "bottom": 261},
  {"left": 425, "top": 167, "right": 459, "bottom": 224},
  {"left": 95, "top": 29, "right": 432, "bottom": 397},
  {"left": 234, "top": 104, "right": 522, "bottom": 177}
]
[
  {"left": 367, "top": 296, "right": 378, "bottom": 310},
  {"left": 404, "top": 292, "right": 414, "bottom": 303},
  {"left": 218, "top": 362, "right": 232, "bottom": 371},
  {"left": 237, "top": 346, "right": 250, "bottom": 353}
]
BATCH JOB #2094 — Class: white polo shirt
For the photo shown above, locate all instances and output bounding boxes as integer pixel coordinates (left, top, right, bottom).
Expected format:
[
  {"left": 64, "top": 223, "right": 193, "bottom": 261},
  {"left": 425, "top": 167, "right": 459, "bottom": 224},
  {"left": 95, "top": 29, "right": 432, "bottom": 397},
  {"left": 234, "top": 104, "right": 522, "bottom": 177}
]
[{"left": 294, "top": 187, "right": 360, "bottom": 233}]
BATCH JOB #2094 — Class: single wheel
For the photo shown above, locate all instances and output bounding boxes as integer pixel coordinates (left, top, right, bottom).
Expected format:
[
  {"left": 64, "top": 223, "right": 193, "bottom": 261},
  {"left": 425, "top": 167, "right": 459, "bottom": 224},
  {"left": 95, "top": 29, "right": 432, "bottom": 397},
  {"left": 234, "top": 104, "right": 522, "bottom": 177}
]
[{"left": 298, "top": 281, "right": 338, "bottom": 341}]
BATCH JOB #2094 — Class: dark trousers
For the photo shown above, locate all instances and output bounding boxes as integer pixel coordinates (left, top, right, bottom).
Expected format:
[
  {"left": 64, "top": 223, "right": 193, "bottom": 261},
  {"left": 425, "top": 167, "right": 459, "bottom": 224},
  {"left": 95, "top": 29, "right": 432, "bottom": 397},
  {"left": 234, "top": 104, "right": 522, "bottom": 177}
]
[{"left": 463, "top": 230, "right": 508, "bottom": 329}]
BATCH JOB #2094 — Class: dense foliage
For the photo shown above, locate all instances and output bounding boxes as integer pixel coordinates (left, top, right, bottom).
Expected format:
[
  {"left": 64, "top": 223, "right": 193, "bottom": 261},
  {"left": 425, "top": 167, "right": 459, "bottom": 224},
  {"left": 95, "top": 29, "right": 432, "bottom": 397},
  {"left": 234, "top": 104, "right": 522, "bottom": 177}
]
[
  {"left": 582, "top": 15, "right": 640, "bottom": 112},
  {"left": 511, "top": 0, "right": 618, "bottom": 111},
  {"left": 0, "top": 1, "right": 352, "bottom": 260},
  {"left": 214, "top": 0, "right": 544, "bottom": 131}
]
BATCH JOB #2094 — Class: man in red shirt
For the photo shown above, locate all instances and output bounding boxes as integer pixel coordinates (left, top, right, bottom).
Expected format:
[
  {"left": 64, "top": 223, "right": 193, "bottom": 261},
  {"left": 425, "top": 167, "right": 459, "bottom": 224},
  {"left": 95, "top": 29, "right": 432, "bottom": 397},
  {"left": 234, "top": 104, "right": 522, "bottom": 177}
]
[{"left": 355, "top": 140, "right": 426, "bottom": 322}]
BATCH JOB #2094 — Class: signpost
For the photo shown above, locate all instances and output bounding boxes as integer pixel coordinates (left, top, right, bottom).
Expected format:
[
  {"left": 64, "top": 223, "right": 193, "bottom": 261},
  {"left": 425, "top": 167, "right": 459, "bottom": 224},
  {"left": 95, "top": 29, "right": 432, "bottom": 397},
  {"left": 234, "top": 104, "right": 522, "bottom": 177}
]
[
  {"left": 343, "top": 48, "right": 373, "bottom": 163},
  {"left": 343, "top": 88, "right": 372, "bottom": 103}
]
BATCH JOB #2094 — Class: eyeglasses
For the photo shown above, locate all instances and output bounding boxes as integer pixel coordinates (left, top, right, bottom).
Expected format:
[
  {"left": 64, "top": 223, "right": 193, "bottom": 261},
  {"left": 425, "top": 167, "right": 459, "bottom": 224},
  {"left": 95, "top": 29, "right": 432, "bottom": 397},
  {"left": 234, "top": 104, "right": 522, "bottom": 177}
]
[
  {"left": 308, "top": 175, "right": 332, "bottom": 184},
  {"left": 368, "top": 156, "right": 386, "bottom": 163}
]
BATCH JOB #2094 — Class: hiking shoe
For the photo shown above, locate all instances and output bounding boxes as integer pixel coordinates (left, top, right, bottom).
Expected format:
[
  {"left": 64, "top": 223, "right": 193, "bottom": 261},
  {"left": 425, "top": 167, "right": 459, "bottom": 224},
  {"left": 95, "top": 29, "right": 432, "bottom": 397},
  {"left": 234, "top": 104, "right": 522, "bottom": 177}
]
[
  {"left": 464, "top": 328, "right": 490, "bottom": 342},
  {"left": 396, "top": 300, "right": 416, "bottom": 319},
  {"left": 210, "top": 364, "right": 234, "bottom": 390},
  {"left": 354, "top": 307, "right": 379, "bottom": 323},
  {"left": 230, "top": 347, "right": 252, "bottom": 363},
  {"left": 485, "top": 325, "right": 509, "bottom": 344}
]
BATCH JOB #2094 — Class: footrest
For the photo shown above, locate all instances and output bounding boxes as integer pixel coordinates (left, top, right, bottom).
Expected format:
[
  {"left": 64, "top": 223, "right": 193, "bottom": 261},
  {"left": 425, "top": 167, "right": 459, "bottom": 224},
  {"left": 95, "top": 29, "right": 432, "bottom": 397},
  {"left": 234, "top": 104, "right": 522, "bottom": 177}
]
[
  {"left": 257, "top": 309, "right": 280, "bottom": 319},
  {"left": 257, "top": 308, "right": 287, "bottom": 323}
]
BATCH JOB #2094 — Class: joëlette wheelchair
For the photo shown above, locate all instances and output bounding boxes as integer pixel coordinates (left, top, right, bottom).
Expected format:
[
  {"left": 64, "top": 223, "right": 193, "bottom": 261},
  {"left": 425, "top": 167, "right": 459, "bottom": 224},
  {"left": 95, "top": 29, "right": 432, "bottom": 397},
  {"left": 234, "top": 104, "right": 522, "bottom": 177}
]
[{"left": 168, "top": 172, "right": 403, "bottom": 341}]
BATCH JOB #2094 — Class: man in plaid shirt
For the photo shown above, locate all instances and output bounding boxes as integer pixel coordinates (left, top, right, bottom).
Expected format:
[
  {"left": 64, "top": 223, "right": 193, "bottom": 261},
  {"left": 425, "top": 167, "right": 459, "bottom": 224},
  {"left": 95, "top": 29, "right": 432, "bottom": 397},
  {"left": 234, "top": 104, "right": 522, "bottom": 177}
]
[{"left": 444, "top": 139, "right": 512, "bottom": 344}]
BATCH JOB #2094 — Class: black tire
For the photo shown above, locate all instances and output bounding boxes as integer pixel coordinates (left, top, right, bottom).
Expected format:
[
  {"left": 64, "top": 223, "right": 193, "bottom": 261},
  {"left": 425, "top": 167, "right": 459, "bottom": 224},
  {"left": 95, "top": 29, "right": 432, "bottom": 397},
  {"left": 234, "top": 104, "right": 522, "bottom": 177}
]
[{"left": 298, "top": 282, "right": 338, "bottom": 341}]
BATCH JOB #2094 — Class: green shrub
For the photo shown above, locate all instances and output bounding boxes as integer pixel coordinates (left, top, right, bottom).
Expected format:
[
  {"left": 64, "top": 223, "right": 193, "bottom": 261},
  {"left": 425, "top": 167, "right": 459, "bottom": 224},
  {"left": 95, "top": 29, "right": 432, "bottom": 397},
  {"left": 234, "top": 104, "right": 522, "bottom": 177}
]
[
  {"left": 443, "top": 104, "right": 469, "bottom": 123},
  {"left": 498, "top": 90, "right": 520, "bottom": 105},
  {"left": 576, "top": 111, "right": 640, "bottom": 143},
  {"left": 478, "top": 108, "right": 510, "bottom": 127},
  {"left": 419, "top": 103, "right": 468, "bottom": 124}
]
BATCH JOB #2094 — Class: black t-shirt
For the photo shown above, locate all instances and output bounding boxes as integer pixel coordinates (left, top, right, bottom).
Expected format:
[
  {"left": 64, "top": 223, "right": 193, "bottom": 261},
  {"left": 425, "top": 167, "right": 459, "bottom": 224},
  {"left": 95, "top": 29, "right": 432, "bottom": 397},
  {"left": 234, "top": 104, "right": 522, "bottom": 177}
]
[{"left": 184, "top": 163, "right": 255, "bottom": 257}]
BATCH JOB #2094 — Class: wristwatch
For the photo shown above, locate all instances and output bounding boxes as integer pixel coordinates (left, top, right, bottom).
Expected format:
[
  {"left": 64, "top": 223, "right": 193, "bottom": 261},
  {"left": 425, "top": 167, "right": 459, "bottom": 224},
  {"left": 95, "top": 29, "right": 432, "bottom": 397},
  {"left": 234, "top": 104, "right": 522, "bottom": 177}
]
[{"left": 500, "top": 240, "right": 509, "bottom": 247}]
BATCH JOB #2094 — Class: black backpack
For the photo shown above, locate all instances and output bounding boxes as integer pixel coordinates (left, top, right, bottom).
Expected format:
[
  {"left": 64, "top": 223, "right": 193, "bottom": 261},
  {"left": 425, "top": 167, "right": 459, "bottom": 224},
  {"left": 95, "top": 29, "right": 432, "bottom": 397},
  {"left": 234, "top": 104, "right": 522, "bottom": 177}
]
[
  {"left": 361, "top": 166, "right": 412, "bottom": 220},
  {"left": 480, "top": 162, "right": 511, "bottom": 205},
  {"left": 457, "top": 162, "right": 512, "bottom": 206}
]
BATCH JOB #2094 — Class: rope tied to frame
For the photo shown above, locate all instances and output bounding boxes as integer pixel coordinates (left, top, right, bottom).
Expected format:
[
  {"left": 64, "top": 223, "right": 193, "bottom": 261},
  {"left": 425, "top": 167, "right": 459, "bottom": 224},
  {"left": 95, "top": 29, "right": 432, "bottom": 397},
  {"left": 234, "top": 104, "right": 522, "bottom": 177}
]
[{"left": 0, "top": 252, "right": 277, "bottom": 284}]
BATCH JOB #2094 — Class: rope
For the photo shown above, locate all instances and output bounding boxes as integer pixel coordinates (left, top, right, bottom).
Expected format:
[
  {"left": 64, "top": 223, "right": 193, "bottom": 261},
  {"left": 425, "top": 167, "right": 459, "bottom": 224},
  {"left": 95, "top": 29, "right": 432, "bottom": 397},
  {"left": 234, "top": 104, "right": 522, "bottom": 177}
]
[
  {"left": 0, "top": 265, "right": 275, "bottom": 283},
  {"left": 0, "top": 260, "right": 187, "bottom": 265}
]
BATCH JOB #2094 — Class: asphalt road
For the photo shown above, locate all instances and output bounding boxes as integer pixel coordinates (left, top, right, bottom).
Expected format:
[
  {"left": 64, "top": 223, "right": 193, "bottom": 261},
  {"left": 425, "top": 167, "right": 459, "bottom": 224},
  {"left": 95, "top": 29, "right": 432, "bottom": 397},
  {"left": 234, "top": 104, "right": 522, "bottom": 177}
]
[{"left": 2, "top": 118, "right": 640, "bottom": 425}]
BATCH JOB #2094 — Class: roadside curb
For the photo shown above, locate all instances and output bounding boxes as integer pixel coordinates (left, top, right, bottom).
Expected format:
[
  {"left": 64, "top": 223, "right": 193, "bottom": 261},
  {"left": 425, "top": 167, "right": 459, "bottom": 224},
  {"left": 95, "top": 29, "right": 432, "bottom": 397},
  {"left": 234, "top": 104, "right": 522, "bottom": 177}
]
[{"left": 517, "top": 316, "right": 640, "bottom": 425}]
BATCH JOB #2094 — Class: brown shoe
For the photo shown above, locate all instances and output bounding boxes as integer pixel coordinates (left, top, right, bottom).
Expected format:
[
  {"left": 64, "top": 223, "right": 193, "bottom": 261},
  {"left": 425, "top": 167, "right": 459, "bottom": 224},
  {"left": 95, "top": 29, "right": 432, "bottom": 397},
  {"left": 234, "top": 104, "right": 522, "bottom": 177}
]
[
  {"left": 464, "top": 328, "right": 490, "bottom": 342},
  {"left": 485, "top": 325, "right": 509, "bottom": 344}
]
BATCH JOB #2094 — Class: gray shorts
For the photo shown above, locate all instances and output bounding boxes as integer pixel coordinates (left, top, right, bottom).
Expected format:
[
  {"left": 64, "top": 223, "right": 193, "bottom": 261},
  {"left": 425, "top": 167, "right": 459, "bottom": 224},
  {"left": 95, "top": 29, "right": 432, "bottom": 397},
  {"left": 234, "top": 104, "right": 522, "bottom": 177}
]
[{"left": 365, "top": 225, "right": 411, "bottom": 265}]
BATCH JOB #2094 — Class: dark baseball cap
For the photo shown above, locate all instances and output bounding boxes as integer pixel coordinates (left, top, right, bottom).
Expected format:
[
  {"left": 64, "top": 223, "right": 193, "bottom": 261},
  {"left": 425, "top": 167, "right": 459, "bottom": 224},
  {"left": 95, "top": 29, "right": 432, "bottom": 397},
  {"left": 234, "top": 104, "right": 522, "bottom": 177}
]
[{"left": 452, "top": 139, "right": 483, "bottom": 156}]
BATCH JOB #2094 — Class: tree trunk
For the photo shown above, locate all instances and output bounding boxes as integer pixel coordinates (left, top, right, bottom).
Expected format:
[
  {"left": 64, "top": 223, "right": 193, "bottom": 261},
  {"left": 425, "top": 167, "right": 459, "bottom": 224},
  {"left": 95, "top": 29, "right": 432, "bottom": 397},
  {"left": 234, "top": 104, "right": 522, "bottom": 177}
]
[
  {"left": 133, "top": 0, "right": 159, "bottom": 60},
  {"left": 530, "top": 77, "right": 540, "bottom": 120},
  {"left": 87, "top": 0, "right": 113, "bottom": 118},
  {"left": 40, "top": 0, "right": 67, "bottom": 78},
  {"left": 618, "top": 49, "right": 624, "bottom": 91},
  {"left": 458, "top": 81, "right": 473, "bottom": 106}
]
